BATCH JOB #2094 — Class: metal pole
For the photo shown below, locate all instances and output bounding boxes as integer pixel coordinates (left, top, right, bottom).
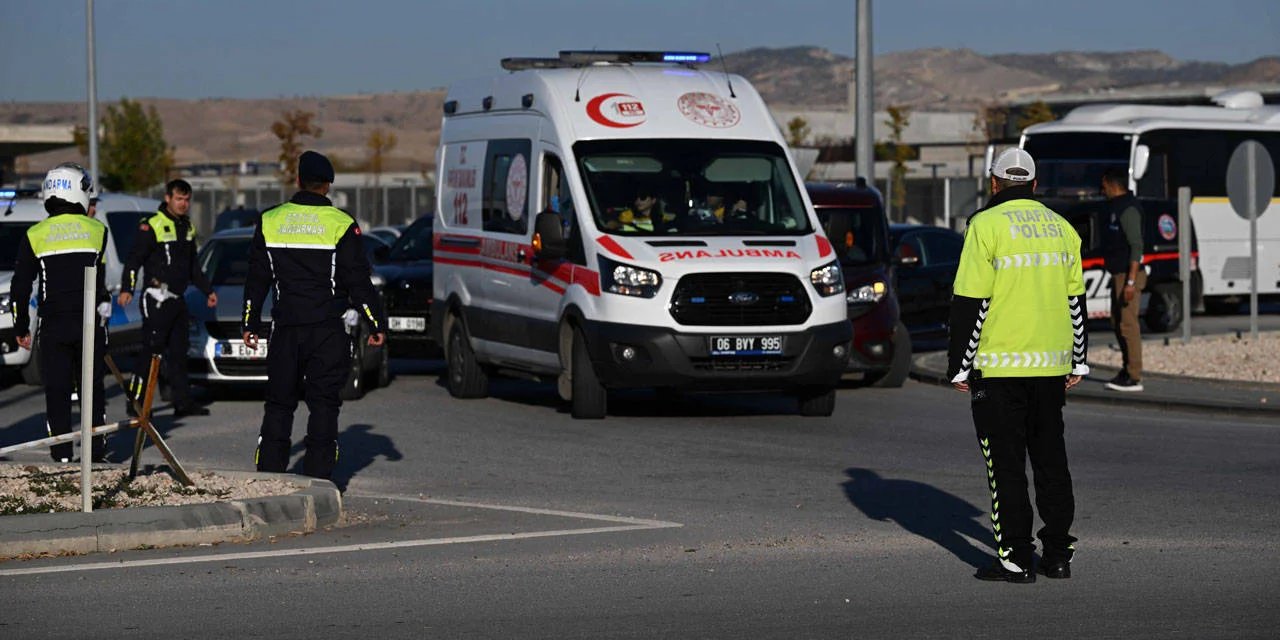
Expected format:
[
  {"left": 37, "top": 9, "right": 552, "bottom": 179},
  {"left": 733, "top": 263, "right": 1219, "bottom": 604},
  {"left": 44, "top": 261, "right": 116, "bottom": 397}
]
[
  {"left": 382, "top": 185, "right": 390, "bottom": 227},
  {"left": 1178, "top": 187, "right": 1192, "bottom": 344},
  {"left": 943, "top": 178, "right": 952, "bottom": 230},
  {"left": 854, "top": 0, "right": 874, "bottom": 183},
  {"left": 80, "top": 266, "right": 96, "bottom": 512},
  {"left": 1248, "top": 148, "right": 1259, "bottom": 341},
  {"left": 86, "top": 0, "right": 99, "bottom": 192}
]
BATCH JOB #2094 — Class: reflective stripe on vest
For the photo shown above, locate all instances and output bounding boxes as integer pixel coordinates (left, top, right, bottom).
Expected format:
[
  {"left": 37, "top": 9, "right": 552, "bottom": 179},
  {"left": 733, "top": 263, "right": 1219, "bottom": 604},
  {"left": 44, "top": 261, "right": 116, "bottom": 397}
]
[
  {"left": 260, "top": 203, "right": 351, "bottom": 249},
  {"left": 26, "top": 214, "right": 106, "bottom": 258}
]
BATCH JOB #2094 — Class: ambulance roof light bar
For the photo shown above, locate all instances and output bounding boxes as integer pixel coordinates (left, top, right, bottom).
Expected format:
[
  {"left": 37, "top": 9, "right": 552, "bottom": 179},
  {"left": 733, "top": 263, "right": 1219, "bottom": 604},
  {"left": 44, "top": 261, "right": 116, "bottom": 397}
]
[{"left": 501, "top": 51, "right": 712, "bottom": 71}]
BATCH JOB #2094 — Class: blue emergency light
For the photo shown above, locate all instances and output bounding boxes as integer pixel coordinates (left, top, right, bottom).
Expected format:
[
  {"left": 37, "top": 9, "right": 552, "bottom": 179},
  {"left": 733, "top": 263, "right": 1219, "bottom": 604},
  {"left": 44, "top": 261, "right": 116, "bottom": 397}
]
[{"left": 662, "top": 52, "right": 712, "bottom": 63}]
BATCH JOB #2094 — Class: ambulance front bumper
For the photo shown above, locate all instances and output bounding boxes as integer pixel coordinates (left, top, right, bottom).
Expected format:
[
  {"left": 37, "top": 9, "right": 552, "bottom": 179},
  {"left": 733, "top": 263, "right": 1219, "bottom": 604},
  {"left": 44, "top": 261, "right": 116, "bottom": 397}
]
[{"left": 579, "top": 319, "right": 852, "bottom": 391}]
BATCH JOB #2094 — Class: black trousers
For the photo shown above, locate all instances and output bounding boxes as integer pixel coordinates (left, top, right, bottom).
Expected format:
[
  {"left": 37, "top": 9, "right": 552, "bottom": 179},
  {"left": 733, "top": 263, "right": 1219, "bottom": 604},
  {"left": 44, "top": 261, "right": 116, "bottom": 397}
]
[
  {"left": 969, "top": 375, "right": 1076, "bottom": 570},
  {"left": 130, "top": 296, "right": 191, "bottom": 408},
  {"left": 256, "top": 319, "right": 350, "bottom": 479},
  {"left": 38, "top": 314, "right": 107, "bottom": 461}
]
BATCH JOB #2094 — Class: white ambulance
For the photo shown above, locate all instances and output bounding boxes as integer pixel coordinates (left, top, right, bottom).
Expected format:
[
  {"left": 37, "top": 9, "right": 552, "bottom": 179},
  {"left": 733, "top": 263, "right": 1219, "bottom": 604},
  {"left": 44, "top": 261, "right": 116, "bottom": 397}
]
[{"left": 431, "top": 51, "right": 853, "bottom": 419}]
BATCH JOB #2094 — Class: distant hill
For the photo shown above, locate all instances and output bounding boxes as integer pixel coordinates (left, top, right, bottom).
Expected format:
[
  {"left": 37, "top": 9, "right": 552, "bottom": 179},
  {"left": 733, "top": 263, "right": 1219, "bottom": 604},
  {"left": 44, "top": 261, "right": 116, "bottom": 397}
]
[{"left": 3, "top": 47, "right": 1277, "bottom": 170}]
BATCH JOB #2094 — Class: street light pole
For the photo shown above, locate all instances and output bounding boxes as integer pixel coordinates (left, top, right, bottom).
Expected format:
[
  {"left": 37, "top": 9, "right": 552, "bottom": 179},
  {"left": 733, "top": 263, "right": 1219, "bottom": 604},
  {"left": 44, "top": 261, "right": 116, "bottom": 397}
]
[
  {"left": 854, "top": 0, "right": 874, "bottom": 184},
  {"left": 86, "top": 0, "right": 100, "bottom": 193}
]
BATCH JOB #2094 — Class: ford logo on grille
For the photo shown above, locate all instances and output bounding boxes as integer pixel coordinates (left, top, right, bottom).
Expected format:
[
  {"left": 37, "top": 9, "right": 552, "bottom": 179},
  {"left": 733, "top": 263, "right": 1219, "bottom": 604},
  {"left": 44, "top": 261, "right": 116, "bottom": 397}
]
[{"left": 728, "top": 291, "right": 759, "bottom": 305}]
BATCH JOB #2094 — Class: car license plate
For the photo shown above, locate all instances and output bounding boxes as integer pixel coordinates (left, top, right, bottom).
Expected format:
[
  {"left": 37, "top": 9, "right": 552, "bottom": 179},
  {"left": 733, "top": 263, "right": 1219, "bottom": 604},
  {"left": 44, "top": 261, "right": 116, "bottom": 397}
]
[
  {"left": 389, "top": 316, "right": 427, "bottom": 332},
  {"left": 218, "top": 341, "right": 268, "bottom": 359},
  {"left": 708, "top": 335, "right": 783, "bottom": 356}
]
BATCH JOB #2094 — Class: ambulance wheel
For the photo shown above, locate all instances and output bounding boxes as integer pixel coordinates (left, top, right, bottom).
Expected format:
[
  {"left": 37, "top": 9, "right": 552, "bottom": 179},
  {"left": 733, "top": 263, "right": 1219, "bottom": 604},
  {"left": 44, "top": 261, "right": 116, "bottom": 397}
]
[
  {"left": 446, "top": 317, "right": 488, "bottom": 399},
  {"left": 869, "top": 321, "right": 912, "bottom": 388},
  {"left": 1144, "top": 284, "right": 1182, "bottom": 333},
  {"left": 570, "top": 328, "right": 606, "bottom": 419},
  {"left": 797, "top": 386, "right": 836, "bottom": 417},
  {"left": 20, "top": 345, "right": 41, "bottom": 386}
]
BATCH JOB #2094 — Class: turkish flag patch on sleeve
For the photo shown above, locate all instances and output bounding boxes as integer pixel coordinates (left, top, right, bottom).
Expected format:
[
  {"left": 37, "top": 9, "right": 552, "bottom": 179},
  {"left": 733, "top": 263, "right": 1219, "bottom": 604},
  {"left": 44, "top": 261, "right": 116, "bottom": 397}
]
[
  {"left": 353, "top": 225, "right": 361, "bottom": 235},
  {"left": 139, "top": 223, "right": 151, "bottom": 232}
]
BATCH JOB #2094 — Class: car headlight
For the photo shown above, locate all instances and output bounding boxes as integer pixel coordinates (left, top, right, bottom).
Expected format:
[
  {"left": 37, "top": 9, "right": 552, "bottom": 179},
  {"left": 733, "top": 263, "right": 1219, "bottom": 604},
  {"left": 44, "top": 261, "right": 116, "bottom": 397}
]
[
  {"left": 846, "top": 281, "right": 887, "bottom": 304},
  {"left": 809, "top": 261, "right": 845, "bottom": 297},
  {"left": 599, "top": 256, "right": 662, "bottom": 298}
]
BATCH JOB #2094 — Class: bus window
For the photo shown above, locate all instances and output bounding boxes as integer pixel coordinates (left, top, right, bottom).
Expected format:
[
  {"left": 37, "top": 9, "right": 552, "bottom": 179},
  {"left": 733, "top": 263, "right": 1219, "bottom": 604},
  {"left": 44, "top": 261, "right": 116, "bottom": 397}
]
[{"left": 1023, "top": 132, "right": 1130, "bottom": 198}]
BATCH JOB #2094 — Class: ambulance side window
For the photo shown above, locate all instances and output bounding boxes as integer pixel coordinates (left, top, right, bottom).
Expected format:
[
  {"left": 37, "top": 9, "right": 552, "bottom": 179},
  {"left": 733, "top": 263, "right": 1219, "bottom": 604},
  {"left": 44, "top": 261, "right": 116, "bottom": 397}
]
[
  {"left": 483, "top": 139, "right": 532, "bottom": 235},
  {"left": 542, "top": 154, "right": 586, "bottom": 265}
]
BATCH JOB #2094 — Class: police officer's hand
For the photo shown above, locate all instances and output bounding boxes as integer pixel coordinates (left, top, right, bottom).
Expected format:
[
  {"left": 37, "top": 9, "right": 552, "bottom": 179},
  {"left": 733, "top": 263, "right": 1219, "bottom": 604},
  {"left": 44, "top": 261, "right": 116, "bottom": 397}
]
[
  {"left": 367, "top": 332, "right": 385, "bottom": 347},
  {"left": 952, "top": 381, "right": 969, "bottom": 393},
  {"left": 16, "top": 333, "right": 31, "bottom": 351},
  {"left": 207, "top": 292, "right": 218, "bottom": 308},
  {"left": 243, "top": 331, "right": 258, "bottom": 349},
  {"left": 117, "top": 291, "right": 133, "bottom": 307},
  {"left": 1065, "top": 375, "right": 1082, "bottom": 390}
]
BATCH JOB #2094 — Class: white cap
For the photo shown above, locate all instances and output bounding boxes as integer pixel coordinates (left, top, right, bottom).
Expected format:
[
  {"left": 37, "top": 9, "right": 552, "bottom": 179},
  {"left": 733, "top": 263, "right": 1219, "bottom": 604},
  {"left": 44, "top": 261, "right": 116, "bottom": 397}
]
[{"left": 991, "top": 148, "right": 1036, "bottom": 182}]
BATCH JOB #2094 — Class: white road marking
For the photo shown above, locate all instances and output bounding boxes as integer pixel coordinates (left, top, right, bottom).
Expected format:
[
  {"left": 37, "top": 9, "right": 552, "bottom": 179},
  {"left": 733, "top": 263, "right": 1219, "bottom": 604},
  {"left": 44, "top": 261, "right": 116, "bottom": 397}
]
[{"left": 0, "top": 495, "right": 682, "bottom": 577}]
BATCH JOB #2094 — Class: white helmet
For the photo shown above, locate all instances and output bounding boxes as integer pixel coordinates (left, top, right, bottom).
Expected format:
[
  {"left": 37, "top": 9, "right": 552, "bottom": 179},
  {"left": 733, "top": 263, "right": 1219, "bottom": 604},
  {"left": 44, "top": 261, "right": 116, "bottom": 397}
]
[{"left": 42, "top": 162, "right": 93, "bottom": 211}]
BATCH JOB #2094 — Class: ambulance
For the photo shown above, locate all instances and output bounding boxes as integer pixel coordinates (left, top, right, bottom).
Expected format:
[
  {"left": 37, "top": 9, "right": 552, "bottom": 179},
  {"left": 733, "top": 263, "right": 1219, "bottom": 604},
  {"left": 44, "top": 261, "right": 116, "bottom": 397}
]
[{"left": 431, "top": 51, "right": 853, "bottom": 419}]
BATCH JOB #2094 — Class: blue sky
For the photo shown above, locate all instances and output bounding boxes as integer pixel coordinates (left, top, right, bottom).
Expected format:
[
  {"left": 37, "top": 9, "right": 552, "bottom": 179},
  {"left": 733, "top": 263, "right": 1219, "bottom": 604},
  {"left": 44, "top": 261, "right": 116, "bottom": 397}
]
[{"left": 2, "top": 0, "right": 1276, "bottom": 101}]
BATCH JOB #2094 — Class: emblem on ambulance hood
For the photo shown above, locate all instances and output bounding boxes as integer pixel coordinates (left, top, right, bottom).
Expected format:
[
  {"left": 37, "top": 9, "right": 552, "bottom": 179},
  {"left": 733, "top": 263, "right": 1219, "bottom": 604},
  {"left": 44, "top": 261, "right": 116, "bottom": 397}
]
[
  {"left": 677, "top": 92, "right": 740, "bottom": 128},
  {"left": 586, "top": 93, "right": 647, "bottom": 128}
]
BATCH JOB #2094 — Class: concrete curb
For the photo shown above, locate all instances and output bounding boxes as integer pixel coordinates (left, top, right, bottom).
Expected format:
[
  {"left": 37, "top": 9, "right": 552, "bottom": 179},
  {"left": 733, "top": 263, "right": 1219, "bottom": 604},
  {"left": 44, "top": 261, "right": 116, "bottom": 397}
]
[
  {"left": 910, "top": 352, "right": 1280, "bottom": 416},
  {"left": 0, "top": 467, "right": 341, "bottom": 559}
]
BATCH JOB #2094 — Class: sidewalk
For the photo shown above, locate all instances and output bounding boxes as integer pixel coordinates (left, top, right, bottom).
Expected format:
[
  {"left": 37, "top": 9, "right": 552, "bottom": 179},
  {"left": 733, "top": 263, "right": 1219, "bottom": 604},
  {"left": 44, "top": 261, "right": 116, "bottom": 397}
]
[
  {"left": 911, "top": 351, "right": 1280, "bottom": 416},
  {"left": 0, "top": 467, "right": 341, "bottom": 559}
]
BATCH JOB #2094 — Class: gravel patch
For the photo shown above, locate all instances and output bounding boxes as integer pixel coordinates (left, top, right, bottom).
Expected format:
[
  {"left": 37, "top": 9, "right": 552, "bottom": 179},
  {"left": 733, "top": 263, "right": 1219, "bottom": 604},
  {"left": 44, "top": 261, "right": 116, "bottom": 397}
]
[
  {"left": 0, "top": 466, "right": 299, "bottom": 515},
  {"left": 1090, "top": 331, "right": 1280, "bottom": 383}
]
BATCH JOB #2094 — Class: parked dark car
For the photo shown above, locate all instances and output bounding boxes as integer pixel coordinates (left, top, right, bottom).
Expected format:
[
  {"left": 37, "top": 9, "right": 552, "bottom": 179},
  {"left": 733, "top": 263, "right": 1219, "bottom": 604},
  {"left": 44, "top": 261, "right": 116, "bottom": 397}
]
[
  {"left": 808, "top": 183, "right": 911, "bottom": 387},
  {"left": 214, "top": 207, "right": 260, "bottom": 233},
  {"left": 188, "top": 228, "right": 389, "bottom": 399},
  {"left": 372, "top": 215, "right": 436, "bottom": 357},
  {"left": 889, "top": 223, "right": 964, "bottom": 348}
]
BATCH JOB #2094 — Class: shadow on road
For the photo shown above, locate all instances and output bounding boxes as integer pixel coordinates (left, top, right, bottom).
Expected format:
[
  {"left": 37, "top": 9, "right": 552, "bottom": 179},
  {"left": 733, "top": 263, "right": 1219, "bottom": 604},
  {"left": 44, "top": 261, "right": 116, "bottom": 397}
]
[
  {"left": 287, "top": 422, "right": 403, "bottom": 491},
  {"left": 841, "top": 467, "right": 993, "bottom": 569}
]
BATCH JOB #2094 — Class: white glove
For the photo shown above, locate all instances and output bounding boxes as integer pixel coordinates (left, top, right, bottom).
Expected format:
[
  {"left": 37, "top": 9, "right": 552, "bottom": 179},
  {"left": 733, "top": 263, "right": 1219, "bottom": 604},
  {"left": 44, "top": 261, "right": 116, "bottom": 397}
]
[
  {"left": 96, "top": 302, "right": 113, "bottom": 319},
  {"left": 342, "top": 308, "right": 360, "bottom": 327}
]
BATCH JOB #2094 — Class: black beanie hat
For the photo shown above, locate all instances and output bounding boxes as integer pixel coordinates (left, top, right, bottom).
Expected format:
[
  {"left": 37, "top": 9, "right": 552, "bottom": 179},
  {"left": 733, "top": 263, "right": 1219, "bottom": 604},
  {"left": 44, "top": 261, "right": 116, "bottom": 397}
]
[{"left": 298, "top": 150, "right": 335, "bottom": 184}]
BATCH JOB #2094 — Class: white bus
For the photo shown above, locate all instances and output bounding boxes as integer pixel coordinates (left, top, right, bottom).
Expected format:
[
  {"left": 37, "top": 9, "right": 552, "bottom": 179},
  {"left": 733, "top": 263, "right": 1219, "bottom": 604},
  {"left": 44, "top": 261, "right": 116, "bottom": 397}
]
[{"left": 1022, "top": 90, "right": 1280, "bottom": 315}]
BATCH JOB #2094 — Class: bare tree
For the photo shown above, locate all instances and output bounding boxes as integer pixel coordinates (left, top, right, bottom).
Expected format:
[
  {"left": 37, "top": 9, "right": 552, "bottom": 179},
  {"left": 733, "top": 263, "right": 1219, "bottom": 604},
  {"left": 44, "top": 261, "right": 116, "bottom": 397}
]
[
  {"left": 271, "top": 110, "right": 323, "bottom": 187},
  {"left": 366, "top": 127, "right": 398, "bottom": 225}
]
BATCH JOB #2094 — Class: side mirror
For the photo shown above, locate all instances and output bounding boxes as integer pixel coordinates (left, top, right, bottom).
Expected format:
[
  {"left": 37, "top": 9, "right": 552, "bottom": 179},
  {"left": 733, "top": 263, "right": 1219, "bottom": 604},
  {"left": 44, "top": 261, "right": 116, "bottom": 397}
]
[
  {"left": 1132, "top": 144, "right": 1151, "bottom": 181},
  {"left": 373, "top": 245, "right": 391, "bottom": 263},
  {"left": 533, "top": 210, "right": 567, "bottom": 261}
]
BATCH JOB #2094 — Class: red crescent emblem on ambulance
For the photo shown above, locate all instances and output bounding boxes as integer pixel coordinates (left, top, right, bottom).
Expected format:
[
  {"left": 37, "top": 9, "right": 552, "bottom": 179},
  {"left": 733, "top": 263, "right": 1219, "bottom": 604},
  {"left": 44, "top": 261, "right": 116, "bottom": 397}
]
[{"left": 586, "top": 93, "right": 646, "bottom": 128}]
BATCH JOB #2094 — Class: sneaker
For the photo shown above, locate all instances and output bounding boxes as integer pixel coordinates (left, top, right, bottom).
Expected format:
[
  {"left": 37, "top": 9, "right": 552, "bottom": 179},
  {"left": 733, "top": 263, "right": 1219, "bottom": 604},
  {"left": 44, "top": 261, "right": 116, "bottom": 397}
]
[{"left": 1106, "top": 371, "right": 1144, "bottom": 392}]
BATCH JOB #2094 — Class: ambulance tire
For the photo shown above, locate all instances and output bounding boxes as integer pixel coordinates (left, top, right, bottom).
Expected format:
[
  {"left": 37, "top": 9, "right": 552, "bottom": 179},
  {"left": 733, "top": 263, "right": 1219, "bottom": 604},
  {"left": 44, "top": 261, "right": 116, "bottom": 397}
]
[
  {"left": 570, "top": 328, "right": 606, "bottom": 419},
  {"left": 21, "top": 345, "right": 41, "bottom": 386},
  {"left": 796, "top": 386, "right": 836, "bottom": 417},
  {"left": 1144, "top": 284, "right": 1182, "bottom": 333},
  {"left": 868, "top": 321, "right": 912, "bottom": 388},
  {"left": 446, "top": 317, "right": 488, "bottom": 399}
]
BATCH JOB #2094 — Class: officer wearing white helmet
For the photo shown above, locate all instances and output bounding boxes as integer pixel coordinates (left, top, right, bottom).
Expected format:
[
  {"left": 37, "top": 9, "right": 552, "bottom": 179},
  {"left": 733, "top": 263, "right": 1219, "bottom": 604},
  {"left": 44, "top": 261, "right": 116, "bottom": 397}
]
[
  {"left": 8, "top": 163, "right": 113, "bottom": 462},
  {"left": 947, "top": 148, "right": 1089, "bottom": 583}
]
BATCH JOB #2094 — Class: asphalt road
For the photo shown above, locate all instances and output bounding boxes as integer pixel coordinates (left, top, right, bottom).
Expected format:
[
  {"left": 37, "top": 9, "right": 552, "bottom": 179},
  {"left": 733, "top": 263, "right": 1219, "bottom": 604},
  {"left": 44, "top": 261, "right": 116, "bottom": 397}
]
[{"left": 1, "top": 353, "right": 1278, "bottom": 639}]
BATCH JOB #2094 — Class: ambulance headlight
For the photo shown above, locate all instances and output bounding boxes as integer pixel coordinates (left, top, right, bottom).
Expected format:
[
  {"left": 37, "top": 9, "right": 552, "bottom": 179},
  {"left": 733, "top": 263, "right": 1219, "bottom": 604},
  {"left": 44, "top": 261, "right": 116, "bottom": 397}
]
[
  {"left": 846, "top": 281, "right": 886, "bottom": 304},
  {"left": 809, "top": 261, "right": 845, "bottom": 297},
  {"left": 599, "top": 256, "right": 662, "bottom": 298}
]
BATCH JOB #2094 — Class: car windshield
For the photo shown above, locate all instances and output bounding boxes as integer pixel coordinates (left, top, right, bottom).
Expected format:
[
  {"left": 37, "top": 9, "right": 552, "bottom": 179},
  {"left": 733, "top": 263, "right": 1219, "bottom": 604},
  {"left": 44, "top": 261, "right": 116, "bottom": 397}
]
[
  {"left": 200, "top": 237, "right": 252, "bottom": 286},
  {"left": 1023, "top": 132, "right": 1130, "bottom": 199},
  {"left": 816, "top": 206, "right": 888, "bottom": 266},
  {"left": 388, "top": 217, "right": 432, "bottom": 261},
  {"left": 0, "top": 222, "right": 37, "bottom": 271},
  {"left": 574, "top": 139, "right": 812, "bottom": 236}
]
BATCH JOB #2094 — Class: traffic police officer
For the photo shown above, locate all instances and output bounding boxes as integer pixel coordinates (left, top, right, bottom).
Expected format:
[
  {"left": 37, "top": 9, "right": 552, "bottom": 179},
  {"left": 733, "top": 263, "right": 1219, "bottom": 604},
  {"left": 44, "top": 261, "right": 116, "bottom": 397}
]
[
  {"left": 9, "top": 163, "right": 112, "bottom": 462},
  {"left": 242, "top": 151, "right": 385, "bottom": 479},
  {"left": 119, "top": 179, "right": 217, "bottom": 416},
  {"left": 947, "top": 148, "right": 1089, "bottom": 583}
]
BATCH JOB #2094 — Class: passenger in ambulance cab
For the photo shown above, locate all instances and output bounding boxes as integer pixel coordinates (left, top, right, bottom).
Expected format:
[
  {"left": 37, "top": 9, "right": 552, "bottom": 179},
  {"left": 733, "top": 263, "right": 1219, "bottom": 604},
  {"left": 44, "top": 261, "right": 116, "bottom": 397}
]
[{"left": 606, "top": 187, "right": 670, "bottom": 232}]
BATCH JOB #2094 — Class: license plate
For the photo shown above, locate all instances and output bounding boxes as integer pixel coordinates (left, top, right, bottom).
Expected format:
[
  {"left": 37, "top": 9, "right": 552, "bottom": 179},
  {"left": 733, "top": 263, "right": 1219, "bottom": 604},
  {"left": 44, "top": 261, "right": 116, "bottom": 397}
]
[
  {"left": 389, "top": 316, "right": 427, "bottom": 332},
  {"left": 708, "top": 335, "right": 783, "bottom": 356},
  {"left": 218, "top": 341, "right": 268, "bottom": 359}
]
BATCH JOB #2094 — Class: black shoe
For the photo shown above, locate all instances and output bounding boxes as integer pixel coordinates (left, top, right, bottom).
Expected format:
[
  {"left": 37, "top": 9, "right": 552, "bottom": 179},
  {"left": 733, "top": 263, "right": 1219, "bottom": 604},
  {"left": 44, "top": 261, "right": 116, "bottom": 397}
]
[
  {"left": 126, "top": 401, "right": 139, "bottom": 417},
  {"left": 1106, "top": 371, "right": 1144, "bottom": 392},
  {"left": 975, "top": 559, "right": 1036, "bottom": 583},
  {"left": 173, "top": 404, "right": 210, "bottom": 417},
  {"left": 1040, "top": 558, "right": 1071, "bottom": 579}
]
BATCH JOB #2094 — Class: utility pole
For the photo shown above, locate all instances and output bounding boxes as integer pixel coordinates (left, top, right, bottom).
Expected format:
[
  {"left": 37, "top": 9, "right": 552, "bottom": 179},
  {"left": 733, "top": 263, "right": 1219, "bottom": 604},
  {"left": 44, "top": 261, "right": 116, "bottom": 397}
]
[
  {"left": 855, "top": 0, "right": 874, "bottom": 183},
  {"left": 86, "top": 0, "right": 100, "bottom": 193}
]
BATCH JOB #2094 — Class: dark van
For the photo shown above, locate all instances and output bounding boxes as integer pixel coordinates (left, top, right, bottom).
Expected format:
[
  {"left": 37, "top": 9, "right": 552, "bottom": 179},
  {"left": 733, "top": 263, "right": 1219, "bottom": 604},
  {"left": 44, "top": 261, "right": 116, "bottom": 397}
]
[{"left": 807, "top": 182, "right": 912, "bottom": 387}]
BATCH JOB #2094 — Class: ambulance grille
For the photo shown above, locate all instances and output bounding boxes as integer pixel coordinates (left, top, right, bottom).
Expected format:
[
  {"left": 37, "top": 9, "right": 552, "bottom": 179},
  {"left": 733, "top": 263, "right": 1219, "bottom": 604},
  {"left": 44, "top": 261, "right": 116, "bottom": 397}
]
[{"left": 669, "top": 272, "right": 811, "bottom": 326}]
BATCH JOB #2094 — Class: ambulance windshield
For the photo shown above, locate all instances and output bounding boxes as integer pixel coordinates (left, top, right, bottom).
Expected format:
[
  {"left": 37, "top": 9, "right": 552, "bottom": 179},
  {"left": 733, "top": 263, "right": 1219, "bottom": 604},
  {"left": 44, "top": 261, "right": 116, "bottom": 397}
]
[{"left": 574, "top": 139, "right": 812, "bottom": 236}]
